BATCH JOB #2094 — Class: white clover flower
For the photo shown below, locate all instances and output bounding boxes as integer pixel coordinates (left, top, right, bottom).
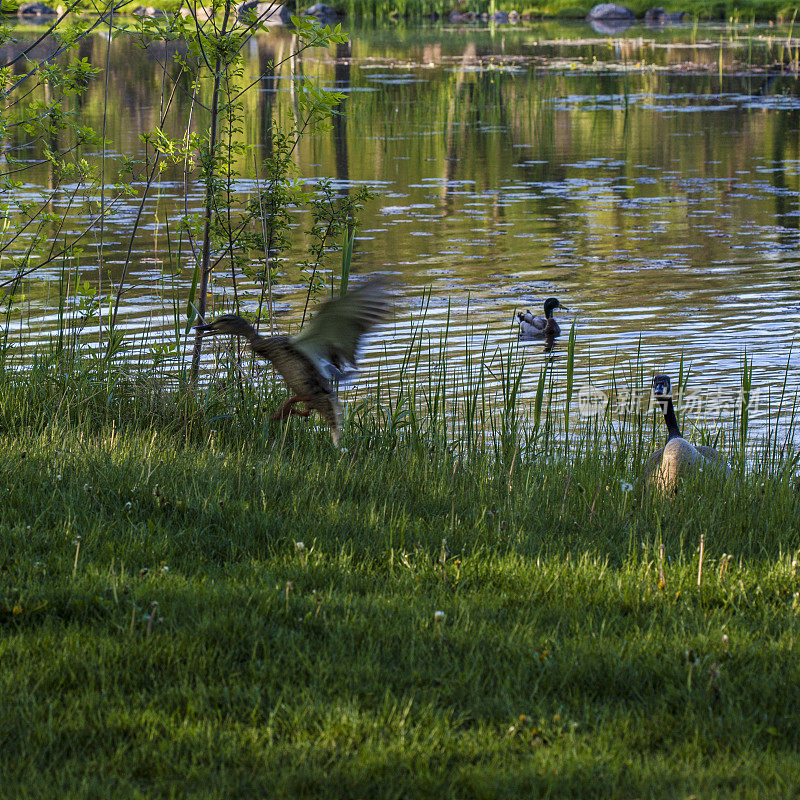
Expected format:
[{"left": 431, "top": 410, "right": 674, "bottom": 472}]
[
  {"left": 434, "top": 610, "right": 445, "bottom": 622},
  {"left": 722, "top": 634, "right": 729, "bottom": 645},
  {"left": 620, "top": 481, "right": 633, "bottom": 493},
  {"left": 160, "top": 565, "right": 169, "bottom": 574},
  {"left": 295, "top": 541, "right": 306, "bottom": 552},
  {"left": 124, "top": 501, "right": 132, "bottom": 511},
  {"left": 56, "top": 474, "right": 62, "bottom": 482}
]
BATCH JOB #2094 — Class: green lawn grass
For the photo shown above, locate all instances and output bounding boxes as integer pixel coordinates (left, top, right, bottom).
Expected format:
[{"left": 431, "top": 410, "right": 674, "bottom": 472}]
[{"left": 1, "top": 353, "right": 800, "bottom": 798}]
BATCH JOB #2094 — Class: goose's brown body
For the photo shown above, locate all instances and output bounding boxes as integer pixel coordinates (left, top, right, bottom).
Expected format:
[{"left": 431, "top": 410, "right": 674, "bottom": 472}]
[{"left": 644, "top": 439, "right": 729, "bottom": 493}]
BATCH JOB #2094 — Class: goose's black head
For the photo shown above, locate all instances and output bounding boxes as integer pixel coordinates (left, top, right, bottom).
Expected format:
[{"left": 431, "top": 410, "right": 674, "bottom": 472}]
[
  {"left": 652, "top": 374, "right": 672, "bottom": 399},
  {"left": 543, "top": 297, "right": 564, "bottom": 319},
  {"left": 652, "top": 374, "right": 682, "bottom": 439}
]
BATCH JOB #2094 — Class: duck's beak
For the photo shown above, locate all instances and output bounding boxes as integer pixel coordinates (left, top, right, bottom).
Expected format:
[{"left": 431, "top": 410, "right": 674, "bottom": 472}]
[{"left": 558, "top": 303, "right": 569, "bottom": 312}]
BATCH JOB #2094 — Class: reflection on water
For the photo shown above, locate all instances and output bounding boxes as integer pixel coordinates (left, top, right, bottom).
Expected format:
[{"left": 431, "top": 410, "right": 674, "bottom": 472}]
[{"left": 3, "top": 20, "right": 800, "bottom": 436}]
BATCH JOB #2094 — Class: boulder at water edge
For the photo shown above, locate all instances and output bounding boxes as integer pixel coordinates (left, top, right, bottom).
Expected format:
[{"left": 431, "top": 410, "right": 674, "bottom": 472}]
[
  {"left": 449, "top": 10, "right": 477, "bottom": 22},
  {"left": 586, "top": 3, "right": 635, "bottom": 19},
  {"left": 237, "top": 1, "right": 292, "bottom": 25},
  {"left": 305, "top": 3, "right": 337, "bottom": 23},
  {"left": 17, "top": 2, "right": 56, "bottom": 15},
  {"left": 179, "top": 6, "right": 214, "bottom": 20},
  {"left": 644, "top": 7, "right": 686, "bottom": 22}
]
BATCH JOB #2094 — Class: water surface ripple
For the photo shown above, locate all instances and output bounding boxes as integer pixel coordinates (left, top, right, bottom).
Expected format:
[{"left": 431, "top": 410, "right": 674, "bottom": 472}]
[{"left": 4, "top": 21, "right": 800, "bottom": 438}]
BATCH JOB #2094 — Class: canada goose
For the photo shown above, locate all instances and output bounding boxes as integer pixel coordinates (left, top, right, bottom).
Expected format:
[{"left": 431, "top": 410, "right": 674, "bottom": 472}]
[
  {"left": 196, "top": 278, "right": 392, "bottom": 445},
  {"left": 517, "top": 297, "right": 565, "bottom": 337},
  {"left": 643, "top": 374, "right": 730, "bottom": 492}
]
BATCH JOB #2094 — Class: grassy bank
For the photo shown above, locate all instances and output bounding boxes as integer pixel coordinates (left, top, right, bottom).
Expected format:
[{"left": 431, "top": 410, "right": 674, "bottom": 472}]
[{"left": 1, "top": 343, "right": 800, "bottom": 797}]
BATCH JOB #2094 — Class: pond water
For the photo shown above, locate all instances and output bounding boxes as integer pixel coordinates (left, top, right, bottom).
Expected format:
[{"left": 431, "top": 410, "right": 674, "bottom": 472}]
[{"left": 3, "top": 19, "right": 800, "bottom": 438}]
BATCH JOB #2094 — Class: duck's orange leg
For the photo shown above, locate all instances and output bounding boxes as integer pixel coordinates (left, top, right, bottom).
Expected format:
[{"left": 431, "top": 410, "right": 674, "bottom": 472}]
[
  {"left": 288, "top": 395, "right": 316, "bottom": 418},
  {"left": 271, "top": 395, "right": 301, "bottom": 420},
  {"left": 271, "top": 395, "right": 315, "bottom": 420}
]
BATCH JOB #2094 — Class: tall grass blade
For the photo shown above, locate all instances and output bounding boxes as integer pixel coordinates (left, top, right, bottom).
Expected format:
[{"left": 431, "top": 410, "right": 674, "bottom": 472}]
[{"left": 340, "top": 226, "right": 355, "bottom": 297}]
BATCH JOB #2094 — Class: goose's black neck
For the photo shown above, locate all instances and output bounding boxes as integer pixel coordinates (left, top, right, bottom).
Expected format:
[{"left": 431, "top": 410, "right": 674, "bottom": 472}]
[{"left": 661, "top": 397, "right": 682, "bottom": 440}]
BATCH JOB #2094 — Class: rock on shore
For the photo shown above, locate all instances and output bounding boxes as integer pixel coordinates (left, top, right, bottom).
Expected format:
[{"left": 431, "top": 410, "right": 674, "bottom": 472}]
[{"left": 586, "top": 3, "right": 635, "bottom": 19}]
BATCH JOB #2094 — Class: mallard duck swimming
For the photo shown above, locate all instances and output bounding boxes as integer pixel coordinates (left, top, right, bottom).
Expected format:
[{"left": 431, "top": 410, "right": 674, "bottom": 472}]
[
  {"left": 196, "top": 278, "right": 392, "bottom": 445},
  {"left": 643, "top": 374, "right": 730, "bottom": 493},
  {"left": 517, "top": 297, "right": 566, "bottom": 337}
]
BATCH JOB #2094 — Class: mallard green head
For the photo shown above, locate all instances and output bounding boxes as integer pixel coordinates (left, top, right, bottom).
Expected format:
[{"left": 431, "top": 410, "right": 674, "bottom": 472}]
[{"left": 543, "top": 297, "right": 565, "bottom": 319}]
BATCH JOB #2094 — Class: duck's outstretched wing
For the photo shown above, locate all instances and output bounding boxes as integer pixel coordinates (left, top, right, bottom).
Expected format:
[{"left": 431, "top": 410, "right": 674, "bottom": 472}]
[{"left": 292, "top": 278, "right": 393, "bottom": 374}]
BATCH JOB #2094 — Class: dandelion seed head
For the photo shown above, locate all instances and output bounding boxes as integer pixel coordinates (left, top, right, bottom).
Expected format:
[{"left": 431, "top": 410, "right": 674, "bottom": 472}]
[
  {"left": 434, "top": 610, "right": 445, "bottom": 622},
  {"left": 620, "top": 481, "right": 633, "bottom": 493}
]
